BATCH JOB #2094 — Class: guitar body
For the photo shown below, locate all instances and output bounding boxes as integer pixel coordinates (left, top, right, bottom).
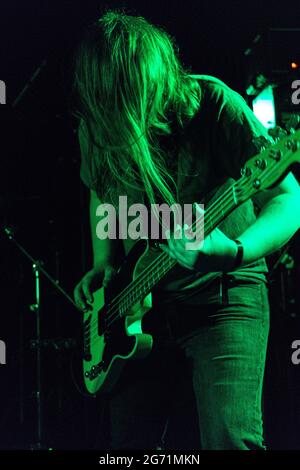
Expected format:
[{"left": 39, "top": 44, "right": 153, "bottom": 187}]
[{"left": 83, "top": 239, "right": 156, "bottom": 394}]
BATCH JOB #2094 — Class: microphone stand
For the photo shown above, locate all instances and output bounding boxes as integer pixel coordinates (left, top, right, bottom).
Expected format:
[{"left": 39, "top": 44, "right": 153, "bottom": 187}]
[
  {"left": 30, "top": 261, "right": 42, "bottom": 449},
  {"left": 3, "top": 226, "right": 80, "bottom": 449},
  {"left": 2, "top": 58, "right": 79, "bottom": 449}
]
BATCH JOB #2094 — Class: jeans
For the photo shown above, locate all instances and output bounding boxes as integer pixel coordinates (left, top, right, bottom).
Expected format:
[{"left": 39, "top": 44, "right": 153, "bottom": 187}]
[{"left": 108, "top": 275, "right": 270, "bottom": 450}]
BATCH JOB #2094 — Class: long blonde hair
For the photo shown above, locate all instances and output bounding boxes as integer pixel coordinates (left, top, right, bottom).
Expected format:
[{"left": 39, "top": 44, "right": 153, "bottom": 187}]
[{"left": 73, "top": 10, "right": 201, "bottom": 205}]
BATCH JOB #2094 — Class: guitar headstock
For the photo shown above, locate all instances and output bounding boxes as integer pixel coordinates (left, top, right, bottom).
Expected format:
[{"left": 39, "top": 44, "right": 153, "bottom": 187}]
[{"left": 235, "top": 129, "right": 300, "bottom": 204}]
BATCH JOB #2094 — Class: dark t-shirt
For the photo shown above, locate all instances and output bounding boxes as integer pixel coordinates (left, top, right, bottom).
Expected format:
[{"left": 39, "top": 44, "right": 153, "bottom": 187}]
[{"left": 79, "top": 75, "right": 271, "bottom": 302}]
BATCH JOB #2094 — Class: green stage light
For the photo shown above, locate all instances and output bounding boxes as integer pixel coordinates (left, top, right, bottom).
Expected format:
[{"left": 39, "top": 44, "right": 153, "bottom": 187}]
[{"left": 252, "top": 85, "right": 276, "bottom": 130}]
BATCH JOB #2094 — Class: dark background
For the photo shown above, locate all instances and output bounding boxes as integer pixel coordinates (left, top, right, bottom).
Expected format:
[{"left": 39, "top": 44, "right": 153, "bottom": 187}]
[{"left": 0, "top": 0, "right": 300, "bottom": 450}]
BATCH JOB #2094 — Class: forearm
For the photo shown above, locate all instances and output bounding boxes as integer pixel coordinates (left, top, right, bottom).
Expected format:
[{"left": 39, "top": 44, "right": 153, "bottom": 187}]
[
  {"left": 238, "top": 194, "right": 300, "bottom": 266},
  {"left": 89, "top": 190, "right": 115, "bottom": 269}
]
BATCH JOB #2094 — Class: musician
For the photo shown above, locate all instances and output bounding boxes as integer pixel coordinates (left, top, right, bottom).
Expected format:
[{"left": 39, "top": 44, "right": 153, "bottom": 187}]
[{"left": 73, "top": 11, "right": 300, "bottom": 450}]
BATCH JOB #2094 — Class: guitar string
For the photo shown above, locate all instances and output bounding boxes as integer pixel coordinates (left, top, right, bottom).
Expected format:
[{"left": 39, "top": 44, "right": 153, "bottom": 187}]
[
  {"left": 105, "top": 184, "right": 251, "bottom": 328},
  {"left": 85, "top": 178, "right": 243, "bottom": 335},
  {"left": 87, "top": 164, "right": 270, "bottom": 342},
  {"left": 88, "top": 178, "right": 242, "bottom": 317},
  {"left": 86, "top": 173, "right": 255, "bottom": 342},
  {"left": 86, "top": 203, "right": 234, "bottom": 344},
  {"left": 87, "top": 147, "right": 293, "bottom": 343},
  {"left": 86, "top": 180, "right": 240, "bottom": 339}
]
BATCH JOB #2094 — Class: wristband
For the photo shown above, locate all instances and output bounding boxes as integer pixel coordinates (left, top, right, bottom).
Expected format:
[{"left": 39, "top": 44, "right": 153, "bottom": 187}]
[{"left": 232, "top": 239, "right": 244, "bottom": 269}]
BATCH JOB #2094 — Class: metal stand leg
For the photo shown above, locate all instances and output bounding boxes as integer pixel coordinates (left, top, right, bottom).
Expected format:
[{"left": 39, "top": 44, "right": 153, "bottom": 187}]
[{"left": 30, "top": 261, "right": 43, "bottom": 450}]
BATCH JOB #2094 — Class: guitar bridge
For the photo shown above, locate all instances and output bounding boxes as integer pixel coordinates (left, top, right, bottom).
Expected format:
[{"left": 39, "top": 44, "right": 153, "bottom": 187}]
[{"left": 84, "top": 361, "right": 105, "bottom": 380}]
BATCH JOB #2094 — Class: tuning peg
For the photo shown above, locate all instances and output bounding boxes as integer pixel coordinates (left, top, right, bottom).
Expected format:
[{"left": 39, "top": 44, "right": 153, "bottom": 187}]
[{"left": 285, "top": 139, "right": 299, "bottom": 152}]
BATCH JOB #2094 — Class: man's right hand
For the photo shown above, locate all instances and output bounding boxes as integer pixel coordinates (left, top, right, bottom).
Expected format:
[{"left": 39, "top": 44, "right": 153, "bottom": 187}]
[{"left": 74, "top": 266, "right": 116, "bottom": 311}]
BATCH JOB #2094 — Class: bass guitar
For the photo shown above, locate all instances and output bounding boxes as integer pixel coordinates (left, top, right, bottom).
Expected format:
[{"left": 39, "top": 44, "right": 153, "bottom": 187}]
[{"left": 83, "top": 130, "right": 300, "bottom": 394}]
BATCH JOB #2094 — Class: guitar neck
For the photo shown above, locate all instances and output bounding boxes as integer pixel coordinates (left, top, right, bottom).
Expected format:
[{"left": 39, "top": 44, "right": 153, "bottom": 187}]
[
  {"left": 148, "top": 184, "right": 239, "bottom": 285},
  {"left": 117, "top": 183, "right": 240, "bottom": 313}
]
